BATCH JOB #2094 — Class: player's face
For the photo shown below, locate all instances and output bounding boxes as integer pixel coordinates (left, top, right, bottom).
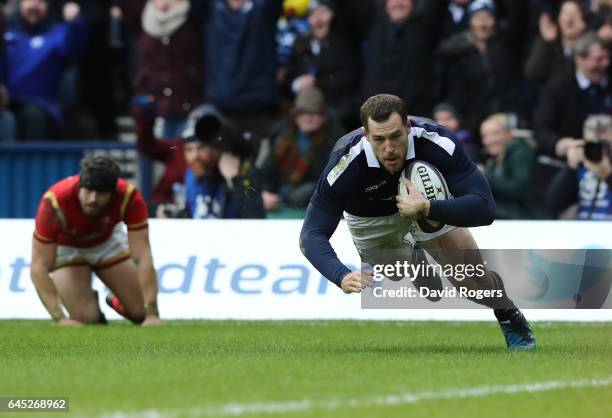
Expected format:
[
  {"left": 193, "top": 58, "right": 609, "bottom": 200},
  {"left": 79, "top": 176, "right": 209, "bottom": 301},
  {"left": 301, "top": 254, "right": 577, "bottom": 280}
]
[
  {"left": 365, "top": 112, "right": 409, "bottom": 174},
  {"left": 78, "top": 188, "right": 113, "bottom": 217}
]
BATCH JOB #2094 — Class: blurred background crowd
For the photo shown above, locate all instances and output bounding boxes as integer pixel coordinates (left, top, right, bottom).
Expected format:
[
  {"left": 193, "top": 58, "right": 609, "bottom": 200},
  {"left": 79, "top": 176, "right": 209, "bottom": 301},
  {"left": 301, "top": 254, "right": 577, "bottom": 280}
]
[{"left": 0, "top": 0, "right": 611, "bottom": 221}]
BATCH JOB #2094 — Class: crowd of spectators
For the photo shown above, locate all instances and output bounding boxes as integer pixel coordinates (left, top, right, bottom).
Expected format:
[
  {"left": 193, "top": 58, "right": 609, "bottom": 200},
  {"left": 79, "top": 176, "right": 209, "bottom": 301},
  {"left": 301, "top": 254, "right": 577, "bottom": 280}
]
[{"left": 0, "top": 0, "right": 610, "bottom": 220}]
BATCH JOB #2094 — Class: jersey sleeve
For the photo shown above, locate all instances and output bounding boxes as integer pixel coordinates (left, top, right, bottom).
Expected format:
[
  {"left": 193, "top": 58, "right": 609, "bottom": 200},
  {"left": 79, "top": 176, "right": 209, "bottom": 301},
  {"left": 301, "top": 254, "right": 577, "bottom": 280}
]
[
  {"left": 299, "top": 203, "right": 351, "bottom": 287},
  {"left": 443, "top": 139, "right": 477, "bottom": 186},
  {"left": 428, "top": 167, "right": 496, "bottom": 227},
  {"left": 419, "top": 123, "right": 496, "bottom": 226},
  {"left": 425, "top": 122, "right": 476, "bottom": 185},
  {"left": 34, "top": 195, "right": 61, "bottom": 243},
  {"left": 122, "top": 187, "right": 149, "bottom": 230},
  {"left": 411, "top": 120, "right": 495, "bottom": 227},
  {"left": 310, "top": 151, "right": 361, "bottom": 216}
]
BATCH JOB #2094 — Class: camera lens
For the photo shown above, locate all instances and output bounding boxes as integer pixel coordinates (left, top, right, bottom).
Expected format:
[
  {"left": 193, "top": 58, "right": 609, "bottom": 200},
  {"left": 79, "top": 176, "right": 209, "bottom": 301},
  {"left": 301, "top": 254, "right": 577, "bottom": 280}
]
[{"left": 584, "top": 140, "right": 603, "bottom": 163}]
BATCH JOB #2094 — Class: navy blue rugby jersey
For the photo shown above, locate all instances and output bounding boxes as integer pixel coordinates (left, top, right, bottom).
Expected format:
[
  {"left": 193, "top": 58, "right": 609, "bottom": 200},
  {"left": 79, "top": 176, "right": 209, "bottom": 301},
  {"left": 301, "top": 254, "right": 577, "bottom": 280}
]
[{"left": 310, "top": 117, "right": 476, "bottom": 217}]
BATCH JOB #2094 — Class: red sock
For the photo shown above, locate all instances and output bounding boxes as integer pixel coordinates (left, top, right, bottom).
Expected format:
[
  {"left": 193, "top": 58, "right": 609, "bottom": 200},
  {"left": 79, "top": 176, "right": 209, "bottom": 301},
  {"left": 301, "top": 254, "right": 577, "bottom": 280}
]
[{"left": 109, "top": 296, "right": 125, "bottom": 316}]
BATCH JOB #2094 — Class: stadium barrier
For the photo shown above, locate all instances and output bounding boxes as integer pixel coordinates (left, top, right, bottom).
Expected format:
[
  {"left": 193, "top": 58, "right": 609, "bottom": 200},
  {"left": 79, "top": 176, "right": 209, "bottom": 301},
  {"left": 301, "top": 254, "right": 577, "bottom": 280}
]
[
  {"left": 0, "top": 219, "right": 610, "bottom": 321},
  {"left": 0, "top": 142, "right": 148, "bottom": 218}
]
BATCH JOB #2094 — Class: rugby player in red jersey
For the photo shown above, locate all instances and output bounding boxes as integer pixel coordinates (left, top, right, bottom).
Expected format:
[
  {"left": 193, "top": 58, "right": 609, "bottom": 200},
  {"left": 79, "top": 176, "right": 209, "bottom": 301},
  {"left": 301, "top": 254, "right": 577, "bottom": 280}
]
[{"left": 30, "top": 156, "right": 162, "bottom": 326}]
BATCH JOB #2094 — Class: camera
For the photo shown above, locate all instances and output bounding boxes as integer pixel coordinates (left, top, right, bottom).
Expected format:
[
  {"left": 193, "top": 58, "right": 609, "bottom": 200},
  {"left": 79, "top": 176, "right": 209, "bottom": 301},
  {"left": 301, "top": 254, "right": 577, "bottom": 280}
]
[
  {"left": 183, "top": 105, "right": 261, "bottom": 160},
  {"left": 584, "top": 140, "right": 608, "bottom": 163},
  {"left": 193, "top": 112, "right": 261, "bottom": 160}
]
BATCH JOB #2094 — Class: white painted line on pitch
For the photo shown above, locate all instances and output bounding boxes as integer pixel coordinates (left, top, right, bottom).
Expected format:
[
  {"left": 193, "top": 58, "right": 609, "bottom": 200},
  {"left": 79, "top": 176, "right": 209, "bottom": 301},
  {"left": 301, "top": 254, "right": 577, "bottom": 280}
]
[{"left": 99, "top": 376, "right": 612, "bottom": 418}]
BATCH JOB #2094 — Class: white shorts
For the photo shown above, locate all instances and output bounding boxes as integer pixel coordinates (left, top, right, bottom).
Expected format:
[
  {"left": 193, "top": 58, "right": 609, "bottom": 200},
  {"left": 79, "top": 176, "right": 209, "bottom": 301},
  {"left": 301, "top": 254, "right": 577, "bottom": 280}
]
[
  {"left": 344, "top": 212, "right": 455, "bottom": 254},
  {"left": 54, "top": 224, "right": 131, "bottom": 271}
]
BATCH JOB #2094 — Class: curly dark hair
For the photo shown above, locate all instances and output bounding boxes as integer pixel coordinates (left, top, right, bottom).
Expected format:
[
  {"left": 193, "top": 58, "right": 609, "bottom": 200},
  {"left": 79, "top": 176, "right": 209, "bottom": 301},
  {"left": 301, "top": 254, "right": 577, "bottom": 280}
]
[{"left": 78, "top": 156, "right": 121, "bottom": 193}]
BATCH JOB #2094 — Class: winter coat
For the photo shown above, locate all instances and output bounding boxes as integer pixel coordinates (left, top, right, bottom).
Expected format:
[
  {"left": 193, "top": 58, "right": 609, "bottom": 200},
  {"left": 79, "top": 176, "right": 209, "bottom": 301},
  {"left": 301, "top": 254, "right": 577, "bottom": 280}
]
[
  {"left": 3, "top": 16, "right": 87, "bottom": 122},
  {"left": 119, "top": 0, "right": 203, "bottom": 118}
]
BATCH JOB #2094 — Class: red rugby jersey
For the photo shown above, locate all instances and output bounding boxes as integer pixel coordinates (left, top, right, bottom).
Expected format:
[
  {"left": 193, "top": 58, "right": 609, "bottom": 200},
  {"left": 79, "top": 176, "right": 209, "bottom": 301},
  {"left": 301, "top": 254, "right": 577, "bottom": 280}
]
[{"left": 34, "top": 176, "right": 148, "bottom": 247}]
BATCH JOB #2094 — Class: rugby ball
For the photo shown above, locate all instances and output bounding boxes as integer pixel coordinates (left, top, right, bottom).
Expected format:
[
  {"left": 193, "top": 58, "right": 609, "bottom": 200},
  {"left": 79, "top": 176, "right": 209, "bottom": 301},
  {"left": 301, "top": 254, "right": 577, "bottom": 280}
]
[{"left": 399, "top": 160, "right": 451, "bottom": 233}]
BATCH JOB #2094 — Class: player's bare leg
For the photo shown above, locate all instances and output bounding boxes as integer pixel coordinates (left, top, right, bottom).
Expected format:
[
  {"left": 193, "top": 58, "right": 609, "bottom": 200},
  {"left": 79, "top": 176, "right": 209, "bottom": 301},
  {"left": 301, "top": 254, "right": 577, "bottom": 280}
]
[
  {"left": 421, "top": 227, "right": 536, "bottom": 349},
  {"left": 51, "top": 265, "right": 106, "bottom": 324},
  {"left": 95, "top": 259, "right": 145, "bottom": 324}
]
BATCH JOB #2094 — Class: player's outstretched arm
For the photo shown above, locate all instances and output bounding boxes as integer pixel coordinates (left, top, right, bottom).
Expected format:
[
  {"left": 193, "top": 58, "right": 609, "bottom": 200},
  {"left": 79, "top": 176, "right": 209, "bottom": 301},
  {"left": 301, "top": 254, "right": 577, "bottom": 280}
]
[
  {"left": 128, "top": 228, "right": 162, "bottom": 326},
  {"left": 427, "top": 167, "right": 497, "bottom": 227},
  {"left": 30, "top": 238, "right": 79, "bottom": 325},
  {"left": 299, "top": 203, "right": 352, "bottom": 288}
]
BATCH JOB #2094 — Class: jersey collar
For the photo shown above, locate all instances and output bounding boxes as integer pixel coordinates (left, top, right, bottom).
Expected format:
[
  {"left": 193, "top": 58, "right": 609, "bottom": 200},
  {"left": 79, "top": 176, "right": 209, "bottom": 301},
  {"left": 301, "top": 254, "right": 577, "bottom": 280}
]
[
  {"left": 361, "top": 136, "right": 380, "bottom": 167},
  {"left": 407, "top": 129, "right": 416, "bottom": 160}
]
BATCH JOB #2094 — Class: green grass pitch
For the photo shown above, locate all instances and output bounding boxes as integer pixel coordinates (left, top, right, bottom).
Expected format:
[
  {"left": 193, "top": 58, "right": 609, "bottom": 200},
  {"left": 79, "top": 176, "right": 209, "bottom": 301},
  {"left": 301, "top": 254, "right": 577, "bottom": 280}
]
[{"left": 1, "top": 320, "right": 611, "bottom": 418}]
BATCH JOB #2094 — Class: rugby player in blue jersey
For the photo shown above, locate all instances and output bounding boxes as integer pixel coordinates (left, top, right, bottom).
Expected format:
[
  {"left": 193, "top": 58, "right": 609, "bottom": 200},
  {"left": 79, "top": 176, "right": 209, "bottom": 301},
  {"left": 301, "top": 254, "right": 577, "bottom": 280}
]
[{"left": 299, "top": 94, "right": 536, "bottom": 349}]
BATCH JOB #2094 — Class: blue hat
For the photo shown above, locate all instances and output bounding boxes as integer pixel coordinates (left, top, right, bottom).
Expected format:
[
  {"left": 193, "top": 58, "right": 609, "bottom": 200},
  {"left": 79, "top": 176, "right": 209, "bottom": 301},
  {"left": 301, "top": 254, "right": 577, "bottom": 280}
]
[{"left": 468, "top": 0, "right": 496, "bottom": 18}]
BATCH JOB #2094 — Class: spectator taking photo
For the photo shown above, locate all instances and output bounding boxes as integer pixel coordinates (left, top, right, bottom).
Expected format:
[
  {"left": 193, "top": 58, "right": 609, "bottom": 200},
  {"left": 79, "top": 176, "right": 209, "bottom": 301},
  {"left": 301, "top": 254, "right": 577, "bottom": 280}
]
[
  {"left": 157, "top": 105, "right": 266, "bottom": 219},
  {"left": 547, "top": 114, "right": 612, "bottom": 220}
]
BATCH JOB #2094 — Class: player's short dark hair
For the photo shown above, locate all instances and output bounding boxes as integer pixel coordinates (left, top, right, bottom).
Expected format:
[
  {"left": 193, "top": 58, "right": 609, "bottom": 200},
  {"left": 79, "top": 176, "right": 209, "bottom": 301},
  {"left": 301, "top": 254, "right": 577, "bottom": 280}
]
[
  {"left": 79, "top": 156, "right": 120, "bottom": 193},
  {"left": 360, "top": 94, "right": 408, "bottom": 132}
]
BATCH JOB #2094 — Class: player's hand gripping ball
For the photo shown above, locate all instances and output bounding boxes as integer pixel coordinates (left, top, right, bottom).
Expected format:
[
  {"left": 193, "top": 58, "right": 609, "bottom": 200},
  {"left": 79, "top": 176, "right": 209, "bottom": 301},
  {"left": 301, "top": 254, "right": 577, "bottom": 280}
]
[{"left": 398, "top": 160, "right": 451, "bottom": 232}]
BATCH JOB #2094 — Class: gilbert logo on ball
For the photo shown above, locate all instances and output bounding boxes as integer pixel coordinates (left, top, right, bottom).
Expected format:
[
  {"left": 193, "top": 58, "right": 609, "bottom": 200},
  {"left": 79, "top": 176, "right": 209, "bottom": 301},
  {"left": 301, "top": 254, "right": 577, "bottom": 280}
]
[{"left": 399, "top": 160, "right": 452, "bottom": 233}]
